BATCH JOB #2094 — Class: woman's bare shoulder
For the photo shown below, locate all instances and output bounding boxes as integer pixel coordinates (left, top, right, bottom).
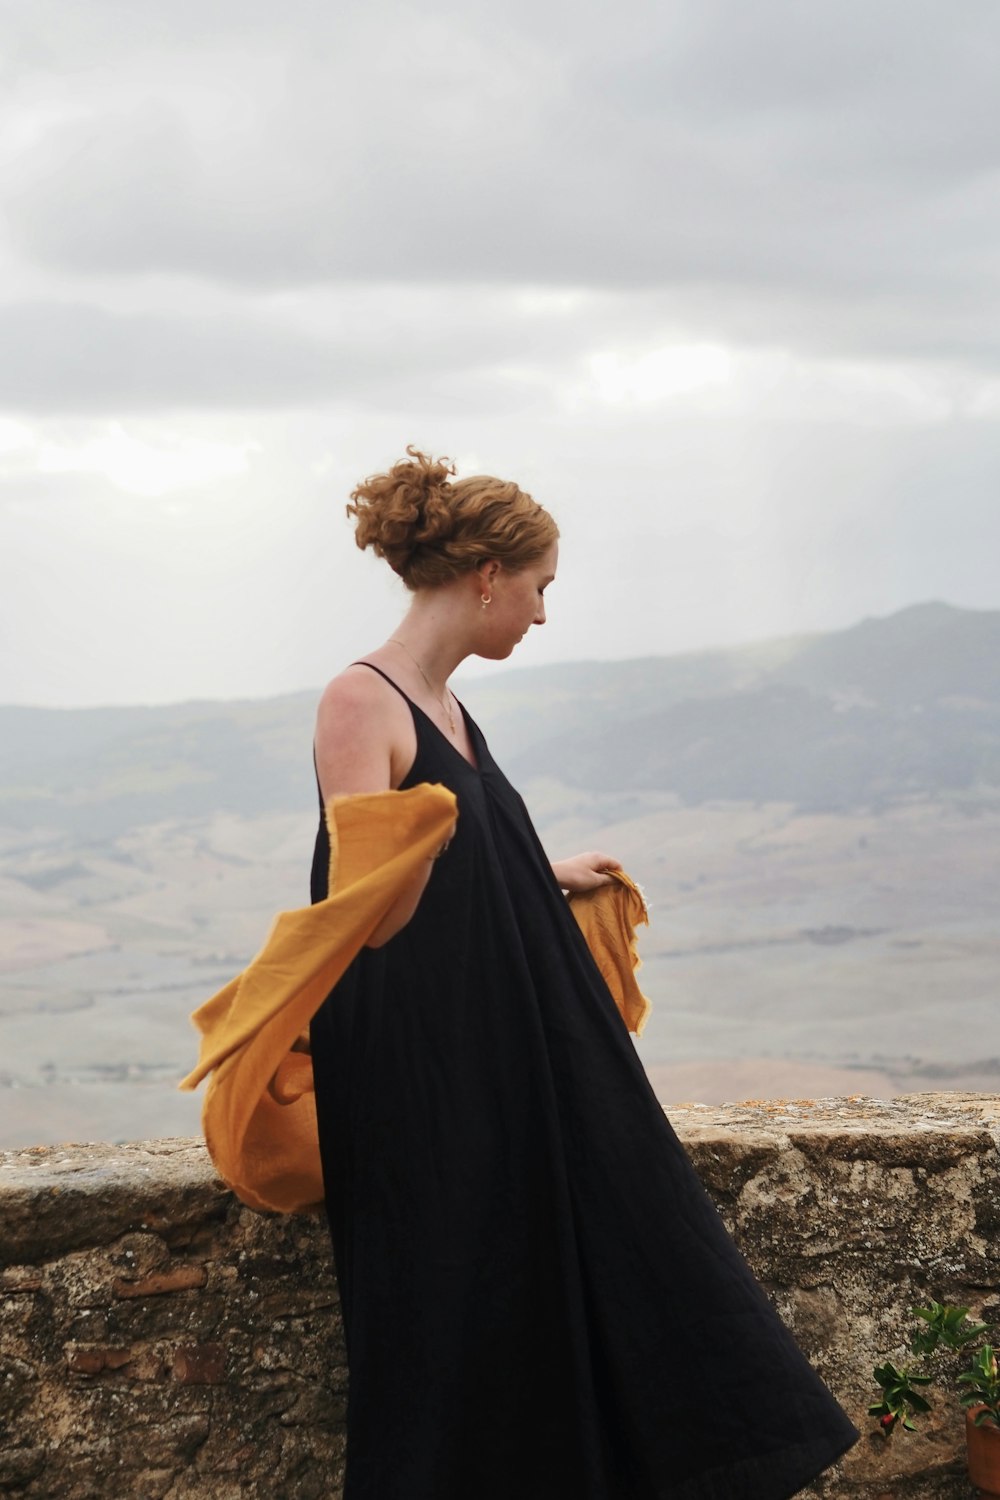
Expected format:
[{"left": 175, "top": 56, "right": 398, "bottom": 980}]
[
  {"left": 315, "top": 660, "right": 414, "bottom": 796},
  {"left": 315, "top": 662, "right": 400, "bottom": 745},
  {"left": 317, "top": 661, "right": 389, "bottom": 715}
]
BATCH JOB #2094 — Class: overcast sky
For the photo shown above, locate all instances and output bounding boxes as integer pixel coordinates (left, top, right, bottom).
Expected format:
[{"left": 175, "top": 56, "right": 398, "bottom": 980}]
[{"left": 2, "top": 0, "right": 998, "bottom": 707}]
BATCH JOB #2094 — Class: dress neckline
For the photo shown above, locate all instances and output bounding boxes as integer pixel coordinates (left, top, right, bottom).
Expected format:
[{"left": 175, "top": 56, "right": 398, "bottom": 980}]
[{"left": 352, "top": 660, "right": 481, "bottom": 775}]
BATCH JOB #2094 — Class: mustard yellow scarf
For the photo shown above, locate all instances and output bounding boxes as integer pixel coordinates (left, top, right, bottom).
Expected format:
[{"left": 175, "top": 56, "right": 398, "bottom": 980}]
[{"left": 181, "top": 783, "right": 650, "bottom": 1214}]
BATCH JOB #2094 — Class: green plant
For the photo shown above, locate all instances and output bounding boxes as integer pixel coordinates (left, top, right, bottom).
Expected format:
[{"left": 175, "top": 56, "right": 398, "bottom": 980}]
[
  {"left": 910, "top": 1301, "right": 987, "bottom": 1357},
  {"left": 958, "top": 1345, "right": 1000, "bottom": 1428},
  {"left": 869, "top": 1359, "right": 932, "bottom": 1433},
  {"left": 869, "top": 1302, "right": 995, "bottom": 1436}
]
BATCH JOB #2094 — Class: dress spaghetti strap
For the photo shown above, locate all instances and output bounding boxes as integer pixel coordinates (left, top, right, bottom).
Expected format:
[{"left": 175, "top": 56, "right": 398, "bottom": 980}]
[
  {"left": 313, "top": 661, "right": 415, "bottom": 812},
  {"left": 310, "top": 661, "right": 439, "bottom": 902},
  {"left": 349, "top": 658, "right": 477, "bottom": 774},
  {"left": 349, "top": 659, "right": 414, "bottom": 705}
]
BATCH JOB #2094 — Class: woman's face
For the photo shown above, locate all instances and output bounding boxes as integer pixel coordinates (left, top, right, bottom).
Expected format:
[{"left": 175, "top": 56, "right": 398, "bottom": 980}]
[{"left": 481, "top": 541, "right": 558, "bottom": 658}]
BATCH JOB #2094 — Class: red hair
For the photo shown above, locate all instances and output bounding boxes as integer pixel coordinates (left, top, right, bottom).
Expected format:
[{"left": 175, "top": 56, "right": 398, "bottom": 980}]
[{"left": 347, "top": 446, "right": 558, "bottom": 589}]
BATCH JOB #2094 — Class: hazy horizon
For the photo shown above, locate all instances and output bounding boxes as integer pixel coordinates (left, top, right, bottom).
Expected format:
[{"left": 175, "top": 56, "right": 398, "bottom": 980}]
[
  {"left": 3, "top": 595, "right": 991, "bottom": 712},
  {"left": 3, "top": 597, "right": 999, "bottom": 1147}
]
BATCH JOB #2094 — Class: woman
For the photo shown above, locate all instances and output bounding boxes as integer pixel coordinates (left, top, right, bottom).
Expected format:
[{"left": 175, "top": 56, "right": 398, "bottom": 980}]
[{"left": 309, "top": 447, "right": 857, "bottom": 1499}]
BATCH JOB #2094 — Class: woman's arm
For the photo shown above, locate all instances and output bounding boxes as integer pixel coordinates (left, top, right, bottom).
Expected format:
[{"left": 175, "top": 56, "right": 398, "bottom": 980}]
[
  {"left": 314, "top": 669, "right": 453, "bottom": 947},
  {"left": 551, "top": 851, "right": 622, "bottom": 893},
  {"left": 314, "top": 668, "right": 398, "bottom": 797},
  {"left": 365, "top": 854, "right": 445, "bottom": 949}
]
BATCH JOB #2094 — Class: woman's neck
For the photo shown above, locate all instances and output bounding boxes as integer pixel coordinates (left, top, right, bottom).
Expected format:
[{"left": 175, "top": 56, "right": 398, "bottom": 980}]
[{"left": 386, "top": 591, "right": 471, "bottom": 690}]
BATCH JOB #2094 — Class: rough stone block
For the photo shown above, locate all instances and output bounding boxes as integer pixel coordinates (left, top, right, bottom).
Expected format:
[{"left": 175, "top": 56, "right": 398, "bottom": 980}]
[
  {"left": 172, "top": 1341, "right": 227, "bottom": 1385},
  {"left": 112, "top": 1264, "right": 208, "bottom": 1299}
]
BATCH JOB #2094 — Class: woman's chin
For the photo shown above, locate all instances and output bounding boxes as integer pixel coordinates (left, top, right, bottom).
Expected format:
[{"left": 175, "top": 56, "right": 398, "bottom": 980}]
[{"left": 477, "top": 641, "right": 518, "bottom": 661}]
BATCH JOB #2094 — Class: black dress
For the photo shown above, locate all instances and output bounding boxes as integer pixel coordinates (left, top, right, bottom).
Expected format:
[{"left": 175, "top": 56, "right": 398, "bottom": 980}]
[{"left": 309, "top": 667, "right": 858, "bottom": 1499}]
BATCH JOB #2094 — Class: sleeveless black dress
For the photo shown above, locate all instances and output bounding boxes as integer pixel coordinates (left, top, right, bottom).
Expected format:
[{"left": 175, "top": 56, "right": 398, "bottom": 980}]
[{"left": 309, "top": 668, "right": 857, "bottom": 1500}]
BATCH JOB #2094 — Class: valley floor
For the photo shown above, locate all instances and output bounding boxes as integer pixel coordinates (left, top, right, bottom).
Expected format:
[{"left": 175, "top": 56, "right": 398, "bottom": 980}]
[{"left": 2, "top": 792, "right": 997, "bottom": 1148}]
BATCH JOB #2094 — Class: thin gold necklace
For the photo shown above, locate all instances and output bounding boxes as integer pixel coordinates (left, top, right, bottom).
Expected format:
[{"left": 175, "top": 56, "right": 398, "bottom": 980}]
[{"left": 388, "top": 639, "right": 457, "bottom": 735}]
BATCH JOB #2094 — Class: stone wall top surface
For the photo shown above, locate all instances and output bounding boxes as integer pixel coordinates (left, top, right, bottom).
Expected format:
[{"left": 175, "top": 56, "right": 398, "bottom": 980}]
[
  {"left": 0, "top": 1138, "right": 224, "bottom": 1267},
  {"left": 672, "top": 1090, "right": 1000, "bottom": 1132},
  {"left": 3, "top": 1092, "right": 998, "bottom": 1263}
]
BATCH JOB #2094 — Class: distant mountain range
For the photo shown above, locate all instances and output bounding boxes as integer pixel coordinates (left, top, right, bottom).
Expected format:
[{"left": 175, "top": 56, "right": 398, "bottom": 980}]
[
  {"left": 465, "top": 601, "right": 1000, "bottom": 810},
  {"left": 0, "top": 693, "right": 319, "bottom": 838},
  {"left": 2, "top": 602, "right": 998, "bottom": 833}
]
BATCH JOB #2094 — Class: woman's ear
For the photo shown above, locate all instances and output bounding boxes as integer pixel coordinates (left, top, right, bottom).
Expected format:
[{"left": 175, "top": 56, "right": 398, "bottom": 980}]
[{"left": 475, "top": 559, "right": 501, "bottom": 588}]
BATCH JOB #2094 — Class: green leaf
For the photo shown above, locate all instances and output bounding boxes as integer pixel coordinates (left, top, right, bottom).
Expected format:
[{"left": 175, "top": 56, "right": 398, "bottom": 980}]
[{"left": 873, "top": 1362, "right": 901, "bottom": 1389}]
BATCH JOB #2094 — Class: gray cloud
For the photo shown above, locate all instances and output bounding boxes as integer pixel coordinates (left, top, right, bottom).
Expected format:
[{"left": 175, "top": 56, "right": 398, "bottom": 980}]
[
  {"left": 0, "top": 303, "right": 337, "bottom": 411},
  {"left": 4, "top": 0, "right": 999, "bottom": 374},
  {"left": 0, "top": 296, "right": 583, "bottom": 413},
  {"left": 8, "top": 280, "right": 818, "bottom": 415},
  {"left": 2, "top": 0, "right": 999, "bottom": 706}
]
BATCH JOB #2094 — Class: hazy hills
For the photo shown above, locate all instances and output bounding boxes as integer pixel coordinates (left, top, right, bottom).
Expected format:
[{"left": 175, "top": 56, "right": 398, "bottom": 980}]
[
  {"left": 462, "top": 601, "right": 1000, "bottom": 808},
  {"left": 0, "top": 695, "right": 318, "bottom": 838},
  {"left": 2, "top": 600, "right": 998, "bottom": 1148},
  {"left": 2, "top": 602, "right": 999, "bottom": 838}
]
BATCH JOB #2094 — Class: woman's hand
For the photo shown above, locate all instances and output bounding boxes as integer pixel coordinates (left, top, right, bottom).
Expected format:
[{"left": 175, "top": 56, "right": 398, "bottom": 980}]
[{"left": 551, "top": 851, "right": 622, "bottom": 893}]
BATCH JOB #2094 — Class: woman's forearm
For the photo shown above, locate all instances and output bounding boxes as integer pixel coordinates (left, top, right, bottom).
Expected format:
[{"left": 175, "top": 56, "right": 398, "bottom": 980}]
[
  {"left": 365, "top": 832, "right": 454, "bottom": 947},
  {"left": 551, "top": 850, "right": 622, "bottom": 893},
  {"left": 365, "top": 863, "right": 434, "bottom": 948}
]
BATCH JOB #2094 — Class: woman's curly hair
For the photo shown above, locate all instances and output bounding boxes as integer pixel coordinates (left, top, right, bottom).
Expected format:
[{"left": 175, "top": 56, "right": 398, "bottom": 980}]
[{"left": 346, "top": 446, "right": 558, "bottom": 589}]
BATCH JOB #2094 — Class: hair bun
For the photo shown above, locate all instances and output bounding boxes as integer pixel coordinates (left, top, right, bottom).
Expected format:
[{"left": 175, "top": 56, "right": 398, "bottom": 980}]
[
  {"left": 347, "top": 446, "right": 456, "bottom": 577},
  {"left": 346, "top": 444, "right": 558, "bottom": 590}
]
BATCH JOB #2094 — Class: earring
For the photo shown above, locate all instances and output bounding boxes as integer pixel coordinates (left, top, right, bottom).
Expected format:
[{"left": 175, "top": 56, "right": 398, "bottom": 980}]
[{"left": 481, "top": 594, "right": 492, "bottom": 609}]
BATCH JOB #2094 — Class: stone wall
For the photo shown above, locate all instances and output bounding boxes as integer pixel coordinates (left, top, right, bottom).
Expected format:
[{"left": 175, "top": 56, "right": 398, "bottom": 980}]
[{"left": 2, "top": 1093, "right": 998, "bottom": 1499}]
